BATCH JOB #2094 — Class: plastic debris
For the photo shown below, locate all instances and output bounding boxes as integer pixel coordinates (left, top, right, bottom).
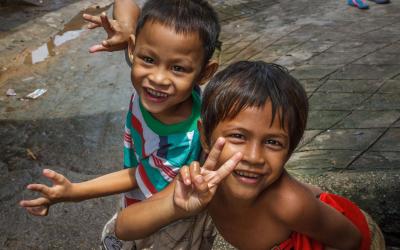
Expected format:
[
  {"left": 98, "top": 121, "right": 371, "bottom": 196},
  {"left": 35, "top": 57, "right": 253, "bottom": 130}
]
[
  {"left": 6, "top": 89, "right": 16, "bottom": 96},
  {"left": 27, "top": 148, "right": 37, "bottom": 160},
  {"left": 26, "top": 89, "right": 47, "bottom": 99}
]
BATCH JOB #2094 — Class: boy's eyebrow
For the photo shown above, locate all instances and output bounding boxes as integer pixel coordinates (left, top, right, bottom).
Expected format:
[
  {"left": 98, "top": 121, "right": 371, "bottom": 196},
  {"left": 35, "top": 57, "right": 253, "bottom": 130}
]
[{"left": 224, "top": 126, "right": 289, "bottom": 139}]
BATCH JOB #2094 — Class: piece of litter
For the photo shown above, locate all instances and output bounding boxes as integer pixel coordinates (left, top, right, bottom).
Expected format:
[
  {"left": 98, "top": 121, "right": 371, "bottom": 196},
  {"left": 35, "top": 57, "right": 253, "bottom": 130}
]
[
  {"left": 6, "top": 89, "right": 16, "bottom": 96},
  {"left": 26, "top": 89, "right": 47, "bottom": 99},
  {"left": 22, "top": 76, "right": 35, "bottom": 82},
  {"left": 27, "top": 148, "right": 37, "bottom": 160}
]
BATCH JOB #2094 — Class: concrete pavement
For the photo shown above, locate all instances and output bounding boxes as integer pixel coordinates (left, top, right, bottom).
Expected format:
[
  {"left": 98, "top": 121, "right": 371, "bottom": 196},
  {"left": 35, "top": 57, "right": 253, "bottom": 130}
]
[{"left": 0, "top": 0, "right": 399, "bottom": 249}]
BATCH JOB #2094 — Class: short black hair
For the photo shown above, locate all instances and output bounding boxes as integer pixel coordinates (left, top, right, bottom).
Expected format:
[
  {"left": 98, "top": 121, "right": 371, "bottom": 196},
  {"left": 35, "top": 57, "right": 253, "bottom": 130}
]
[
  {"left": 201, "top": 61, "right": 308, "bottom": 155},
  {"left": 136, "top": 0, "right": 220, "bottom": 64}
]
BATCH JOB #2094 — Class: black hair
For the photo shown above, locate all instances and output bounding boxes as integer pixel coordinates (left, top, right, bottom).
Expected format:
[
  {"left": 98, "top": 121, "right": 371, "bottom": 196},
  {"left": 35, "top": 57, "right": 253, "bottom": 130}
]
[
  {"left": 201, "top": 61, "right": 308, "bottom": 155},
  {"left": 136, "top": 0, "right": 220, "bottom": 63}
]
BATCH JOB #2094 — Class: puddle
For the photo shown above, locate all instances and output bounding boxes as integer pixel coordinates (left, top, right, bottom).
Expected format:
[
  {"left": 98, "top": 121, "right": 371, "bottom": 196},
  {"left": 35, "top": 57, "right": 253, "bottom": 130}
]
[{"left": 24, "top": 5, "right": 111, "bottom": 65}]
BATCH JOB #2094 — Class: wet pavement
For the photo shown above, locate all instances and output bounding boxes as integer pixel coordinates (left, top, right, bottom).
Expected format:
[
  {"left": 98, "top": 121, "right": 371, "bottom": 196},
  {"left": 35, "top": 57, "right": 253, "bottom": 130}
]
[{"left": 0, "top": 0, "right": 399, "bottom": 249}]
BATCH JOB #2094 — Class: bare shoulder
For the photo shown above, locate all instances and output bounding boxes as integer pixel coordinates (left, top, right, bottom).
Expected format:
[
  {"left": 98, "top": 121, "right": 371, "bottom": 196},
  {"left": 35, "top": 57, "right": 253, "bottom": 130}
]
[{"left": 265, "top": 173, "right": 323, "bottom": 227}]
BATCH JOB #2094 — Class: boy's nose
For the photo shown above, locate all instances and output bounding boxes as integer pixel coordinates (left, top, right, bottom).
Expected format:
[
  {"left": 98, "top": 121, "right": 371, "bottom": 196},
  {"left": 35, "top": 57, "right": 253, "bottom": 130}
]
[
  {"left": 243, "top": 143, "right": 265, "bottom": 166},
  {"left": 149, "top": 68, "right": 171, "bottom": 86}
]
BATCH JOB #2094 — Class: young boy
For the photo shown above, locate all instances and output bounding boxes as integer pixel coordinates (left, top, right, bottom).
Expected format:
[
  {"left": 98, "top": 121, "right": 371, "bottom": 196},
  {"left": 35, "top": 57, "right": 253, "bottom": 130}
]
[
  {"left": 20, "top": 0, "right": 220, "bottom": 248},
  {"left": 115, "top": 61, "right": 385, "bottom": 250}
]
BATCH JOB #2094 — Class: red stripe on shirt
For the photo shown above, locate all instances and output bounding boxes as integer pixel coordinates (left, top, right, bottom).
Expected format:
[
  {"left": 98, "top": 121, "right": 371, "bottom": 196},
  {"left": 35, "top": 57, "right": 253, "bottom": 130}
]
[
  {"left": 138, "top": 164, "right": 157, "bottom": 194},
  {"left": 131, "top": 114, "right": 146, "bottom": 157},
  {"left": 152, "top": 155, "right": 176, "bottom": 179}
]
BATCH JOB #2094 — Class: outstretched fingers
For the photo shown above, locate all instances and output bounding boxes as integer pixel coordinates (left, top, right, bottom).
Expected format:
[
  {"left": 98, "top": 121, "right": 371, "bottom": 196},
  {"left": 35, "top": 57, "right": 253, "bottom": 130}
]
[
  {"left": 208, "top": 152, "right": 242, "bottom": 188},
  {"left": 82, "top": 13, "right": 101, "bottom": 29},
  {"left": 202, "top": 137, "right": 226, "bottom": 171},
  {"left": 26, "top": 183, "right": 52, "bottom": 196},
  {"left": 100, "top": 12, "right": 113, "bottom": 36},
  {"left": 189, "top": 162, "right": 209, "bottom": 195},
  {"left": 20, "top": 197, "right": 50, "bottom": 208}
]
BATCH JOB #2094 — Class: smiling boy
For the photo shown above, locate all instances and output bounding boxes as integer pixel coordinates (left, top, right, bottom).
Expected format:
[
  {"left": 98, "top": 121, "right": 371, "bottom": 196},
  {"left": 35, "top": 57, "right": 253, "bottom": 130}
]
[
  {"left": 20, "top": 0, "right": 220, "bottom": 249},
  {"left": 115, "top": 61, "right": 384, "bottom": 250}
]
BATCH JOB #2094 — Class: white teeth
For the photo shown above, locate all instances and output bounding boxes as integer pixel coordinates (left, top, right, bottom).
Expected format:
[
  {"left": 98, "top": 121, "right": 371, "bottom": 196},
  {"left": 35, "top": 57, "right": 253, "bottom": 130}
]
[
  {"left": 235, "top": 170, "right": 259, "bottom": 178},
  {"left": 147, "top": 88, "right": 168, "bottom": 98}
]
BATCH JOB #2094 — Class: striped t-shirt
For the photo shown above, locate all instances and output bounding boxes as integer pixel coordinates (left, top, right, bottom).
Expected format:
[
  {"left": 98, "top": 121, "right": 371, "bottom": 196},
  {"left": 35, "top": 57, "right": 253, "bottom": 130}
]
[{"left": 122, "top": 88, "right": 202, "bottom": 206}]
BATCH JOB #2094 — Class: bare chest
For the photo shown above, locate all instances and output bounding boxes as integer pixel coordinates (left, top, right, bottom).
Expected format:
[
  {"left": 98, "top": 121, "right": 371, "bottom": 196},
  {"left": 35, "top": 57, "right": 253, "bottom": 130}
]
[{"left": 212, "top": 209, "right": 291, "bottom": 250}]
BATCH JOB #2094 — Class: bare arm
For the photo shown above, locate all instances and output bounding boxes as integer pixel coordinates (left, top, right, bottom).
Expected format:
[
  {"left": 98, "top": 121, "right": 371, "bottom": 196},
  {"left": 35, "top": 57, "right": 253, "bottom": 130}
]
[
  {"left": 113, "top": 0, "right": 140, "bottom": 34},
  {"left": 20, "top": 168, "right": 137, "bottom": 216},
  {"left": 276, "top": 183, "right": 361, "bottom": 250}
]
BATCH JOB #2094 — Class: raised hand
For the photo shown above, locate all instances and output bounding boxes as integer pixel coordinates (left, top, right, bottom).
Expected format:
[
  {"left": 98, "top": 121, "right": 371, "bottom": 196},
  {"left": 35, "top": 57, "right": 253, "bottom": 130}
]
[
  {"left": 83, "top": 12, "right": 132, "bottom": 53},
  {"left": 19, "top": 169, "right": 74, "bottom": 216},
  {"left": 174, "top": 138, "right": 242, "bottom": 213}
]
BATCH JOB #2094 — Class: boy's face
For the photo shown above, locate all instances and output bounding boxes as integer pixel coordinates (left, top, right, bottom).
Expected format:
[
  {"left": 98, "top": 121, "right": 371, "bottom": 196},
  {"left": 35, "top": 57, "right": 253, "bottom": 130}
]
[
  {"left": 131, "top": 21, "right": 207, "bottom": 124},
  {"left": 205, "top": 101, "right": 290, "bottom": 201}
]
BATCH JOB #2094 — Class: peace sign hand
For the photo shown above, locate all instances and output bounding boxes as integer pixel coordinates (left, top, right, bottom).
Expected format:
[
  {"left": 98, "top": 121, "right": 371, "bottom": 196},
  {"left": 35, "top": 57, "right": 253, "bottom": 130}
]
[{"left": 174, "top": 138, "right": 242, "bottom": 214}]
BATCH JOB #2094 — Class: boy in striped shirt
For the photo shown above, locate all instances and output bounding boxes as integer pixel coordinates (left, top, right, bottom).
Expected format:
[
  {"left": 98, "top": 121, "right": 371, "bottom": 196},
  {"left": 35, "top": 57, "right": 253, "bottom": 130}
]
[{"left": 20, "top": 0, "right": 220, "bottom": 248}]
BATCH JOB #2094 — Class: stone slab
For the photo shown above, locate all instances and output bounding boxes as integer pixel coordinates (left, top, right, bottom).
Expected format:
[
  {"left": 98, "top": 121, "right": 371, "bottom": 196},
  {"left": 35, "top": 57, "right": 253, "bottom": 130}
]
[
  {"left": 286, "top": 149, "right": 360, "bottom": 171},
  {"left": 301, "top": 128, "right": 385, "bottom": 151},
  {"left": 307, "top": 110, "right": 350, "bottom": 130},
  {"left": 318, "top": 79, "right": 383, "bottom": 93},
  {"left": 371, "top": 128, "right": 400, "bottom": 152},
  {"left": 307, "top": 52, "right": 362, "bottom": 65},
  {"left": 330, "top": 64, "right": 400, "bottom": 80},
  {"left": 355, "top": 52, "right": 400, "bottom": 65},
  {"left": 335, "top": 110, "right": 400, "bottom": 129},
  {"left": 379, "top": 80, "right": 400, "bottom": 94},
  {"left": 309, "top": 92, "right": 369, "bottom": 110},
  {"left": 359, "top": 93, "right": 400, "bottom": 110},
  {"left": 291, "top": 64, "right": 339, "bottom": 79},
  {"left": 350, "top": 151, "right": 400, "bottom": 171}
]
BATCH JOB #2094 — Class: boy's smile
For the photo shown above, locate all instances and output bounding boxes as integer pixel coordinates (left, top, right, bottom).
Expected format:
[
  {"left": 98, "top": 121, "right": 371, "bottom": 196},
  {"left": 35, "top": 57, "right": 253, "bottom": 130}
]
[
  {"left": 207, "top": 101, "right": 290, "bottom": 201},
  {"left": 131, "top": 21, "right": 206, "bottom": 124}
]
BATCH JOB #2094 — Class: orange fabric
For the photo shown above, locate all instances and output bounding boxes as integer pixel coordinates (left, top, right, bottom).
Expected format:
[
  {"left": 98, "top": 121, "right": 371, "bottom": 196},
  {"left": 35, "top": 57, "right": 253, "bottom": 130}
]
[{"left": 277, "top": 193, "right": 371, "bottom": 250}]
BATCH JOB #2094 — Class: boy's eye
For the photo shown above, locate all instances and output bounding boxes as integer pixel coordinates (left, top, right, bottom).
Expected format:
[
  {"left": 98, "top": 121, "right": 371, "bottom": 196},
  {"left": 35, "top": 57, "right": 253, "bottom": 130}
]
[
  {"left": 228, "top": 133, "right": 245, "bottom": 140},
  {"left": 265, "top": 139, "right": 283, "bottom": 148},
  {"left": 142, "top": 56, "right": 154, "bottom": 64},
  {"left": 172, "top": 65, "right": 185, "bottom": 72}
]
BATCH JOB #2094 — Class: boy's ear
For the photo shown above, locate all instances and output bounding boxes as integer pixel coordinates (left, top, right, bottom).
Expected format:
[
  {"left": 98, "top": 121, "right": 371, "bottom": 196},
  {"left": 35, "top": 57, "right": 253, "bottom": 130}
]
[
  {"left": 198, "top": 120, "right": 210, "bottom": 154},
  {"left": 127, "top": 34, "right": 136, "bottom": 64},
  {"left": 198, "top": 59, "right": 219, "bottom": 86}
]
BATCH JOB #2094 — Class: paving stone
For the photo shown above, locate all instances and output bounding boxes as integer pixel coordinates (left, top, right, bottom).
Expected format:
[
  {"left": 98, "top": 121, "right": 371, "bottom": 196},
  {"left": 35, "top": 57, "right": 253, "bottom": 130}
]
[
  {"left": 309, "top": 92, "right": 369, "bottom": 110},
  {"left": 291, "top": 39, "right": 335, "bottom": 54},
  {"left": 371, "top": 128, "right": 400, "bottom": 152},
  {"left": 330, "top": 64, "right": 400, "bottom": 80},
  {"left": 355, "top": 52, "right": 400, "bottom": 65},
  {"left": 360, "top": 28, "right": 400, "bottom": 43},
  {"left": 286, "top": 150, "right": 360, "bottom": 172},
  {"left": 301, "top": 128, "right": 385, "bottom": 151},
  {"left": 326, "top": 42, "right": 387, "bottom": 53},
  {"left": 335, "top": 110, "right": 400, "bottom": 129},
  {"left": 307, "top": 52, "right": 362, "bottom": 65},
  {"left": 378, "top": 42, "right": 400, "bottom": 53},
  {"left": 350, "top": 151, "right": 400, "bottom": 171},
  {"left": 299, "top": 79, "right": 323, "bottom": 93},
  {"left": 297, "top": 130, "right": 322, "bottom": 149},
  {"left": 307, "top": 110, "right": 350, "bottom": 130},
  {"left": 359, "top": 93, "right": 400, "bottom": 110},
  {"left": 291, "top": 64, "right": 339, "bottom": 79},
  {"left": 318, "top": 79, "right": 383, "bottom": 93},
  {"left": 379, "top": 80, "right": 400, "bottom": 94}
]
